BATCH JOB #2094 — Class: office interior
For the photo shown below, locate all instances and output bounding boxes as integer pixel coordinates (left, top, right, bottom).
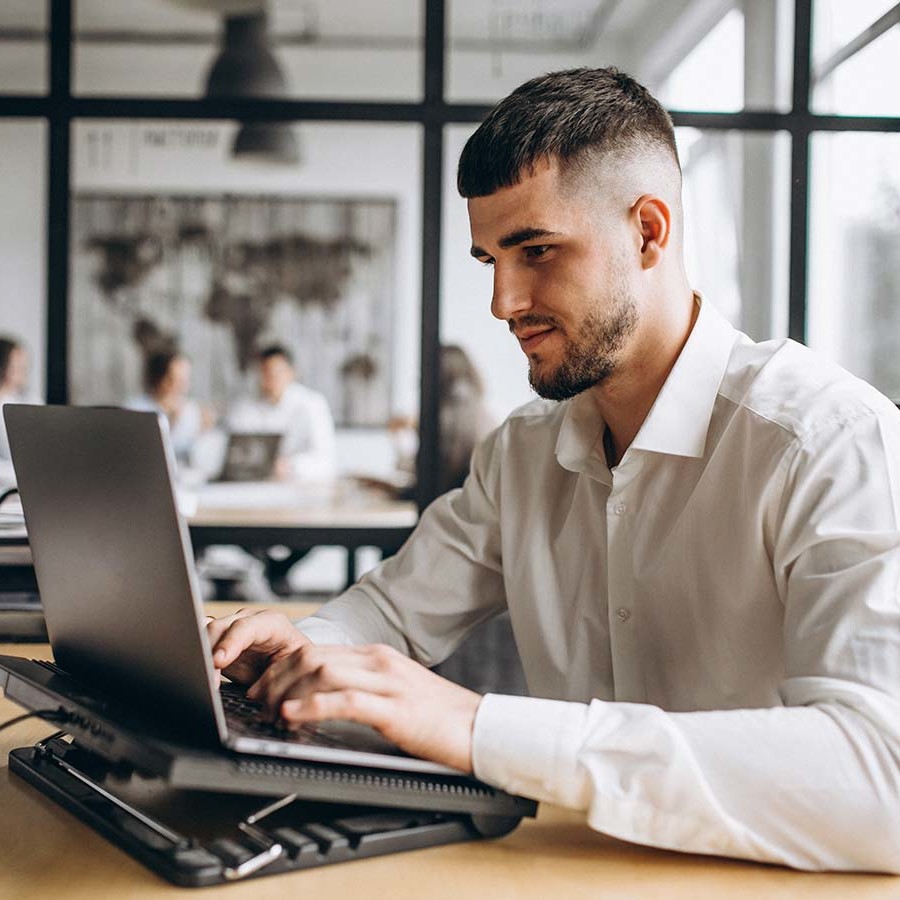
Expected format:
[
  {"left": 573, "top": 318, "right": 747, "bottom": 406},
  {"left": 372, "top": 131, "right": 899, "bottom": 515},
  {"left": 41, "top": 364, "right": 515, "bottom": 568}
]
[{"left": 1, "top": 0, "right": 899, "bottom": 600}]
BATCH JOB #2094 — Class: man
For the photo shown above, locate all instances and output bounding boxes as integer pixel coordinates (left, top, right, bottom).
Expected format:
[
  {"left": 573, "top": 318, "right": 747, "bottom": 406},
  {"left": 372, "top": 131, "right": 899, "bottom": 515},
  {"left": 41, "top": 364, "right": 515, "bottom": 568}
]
[
  {"left": 227, "top": 344, "right": 336, "bottom": 483},
  {"left": 206, "top": 69, "right": 900, "bottom": 872},
  {"left": 0, "top": 336, "right": 35, "bottom": 483},
  {"left": 127, "top": 350, "right": 208, "bottom": 467}
]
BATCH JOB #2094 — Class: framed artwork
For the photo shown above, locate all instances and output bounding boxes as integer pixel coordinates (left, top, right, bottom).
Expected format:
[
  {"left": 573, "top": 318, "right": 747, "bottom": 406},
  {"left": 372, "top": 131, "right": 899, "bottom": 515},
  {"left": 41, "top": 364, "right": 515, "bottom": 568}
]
[{"left": 70, "top": 193, "right": 397, "bottom": 426}]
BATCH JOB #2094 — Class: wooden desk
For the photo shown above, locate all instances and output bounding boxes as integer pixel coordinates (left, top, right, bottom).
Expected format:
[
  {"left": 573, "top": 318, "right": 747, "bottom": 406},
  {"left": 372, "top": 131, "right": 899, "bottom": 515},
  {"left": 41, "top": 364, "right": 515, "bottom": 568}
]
[{"left": 2, "top": 605, "right": 899, "bottom": 898}]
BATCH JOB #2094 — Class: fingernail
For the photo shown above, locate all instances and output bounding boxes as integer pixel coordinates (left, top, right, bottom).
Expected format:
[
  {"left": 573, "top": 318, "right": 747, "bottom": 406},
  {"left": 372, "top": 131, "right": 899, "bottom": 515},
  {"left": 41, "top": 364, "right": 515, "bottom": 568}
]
[
  {"left": 214, "top": 647, "right": 226, "bottom": 658},
  {"left": 282, "top": 699, "right": 303, "bottom": 714}
]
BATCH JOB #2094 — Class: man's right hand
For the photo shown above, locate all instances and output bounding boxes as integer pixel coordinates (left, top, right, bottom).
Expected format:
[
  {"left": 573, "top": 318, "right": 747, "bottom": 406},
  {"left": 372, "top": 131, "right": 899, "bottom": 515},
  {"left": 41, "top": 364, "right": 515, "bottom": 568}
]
[{"left": 206, "top": 608, "right": 310, "bottom": 686}]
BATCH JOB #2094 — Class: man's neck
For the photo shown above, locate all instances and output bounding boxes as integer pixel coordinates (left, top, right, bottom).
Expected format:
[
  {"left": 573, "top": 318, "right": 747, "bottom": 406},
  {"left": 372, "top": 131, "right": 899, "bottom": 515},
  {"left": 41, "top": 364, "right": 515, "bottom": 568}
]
[{"left": 594, "top": 289, "right": 698, "bottom": 468}]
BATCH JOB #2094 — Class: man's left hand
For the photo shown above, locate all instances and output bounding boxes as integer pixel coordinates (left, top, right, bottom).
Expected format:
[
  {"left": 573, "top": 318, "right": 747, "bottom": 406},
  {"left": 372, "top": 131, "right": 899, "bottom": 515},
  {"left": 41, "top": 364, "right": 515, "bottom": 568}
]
[{"left": 246, "top": 643, "right": 482, "bottom": 773}]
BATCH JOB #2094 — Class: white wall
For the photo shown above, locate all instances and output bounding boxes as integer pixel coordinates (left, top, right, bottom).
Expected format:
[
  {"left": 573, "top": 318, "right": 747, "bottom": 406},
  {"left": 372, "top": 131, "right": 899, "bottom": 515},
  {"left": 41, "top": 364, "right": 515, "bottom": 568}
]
[{"left": 0, "top": 120, "right": 46, "bottom": 399}]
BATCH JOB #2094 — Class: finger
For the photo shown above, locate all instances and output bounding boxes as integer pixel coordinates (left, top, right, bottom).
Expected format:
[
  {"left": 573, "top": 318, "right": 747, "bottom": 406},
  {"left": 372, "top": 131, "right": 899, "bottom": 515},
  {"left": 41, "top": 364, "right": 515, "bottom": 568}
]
[
  {"left": 212, "top": 611, "right": 302, "bottom": 669},
  {"left": 205, "top": 607, "right": 257, "bottom": 652},
  {"left": 248, "top": 644, "right": 377, "bottom": 705},
  {"left": 281, "top": 689, "right": 394, "bottom": 732}
]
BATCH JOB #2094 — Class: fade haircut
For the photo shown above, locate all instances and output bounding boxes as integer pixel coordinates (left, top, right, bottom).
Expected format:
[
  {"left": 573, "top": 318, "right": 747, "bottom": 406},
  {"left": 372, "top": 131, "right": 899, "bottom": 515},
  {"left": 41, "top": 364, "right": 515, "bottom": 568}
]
[{"left": 457, "top": 67, "right": 679, "bottom": 199}]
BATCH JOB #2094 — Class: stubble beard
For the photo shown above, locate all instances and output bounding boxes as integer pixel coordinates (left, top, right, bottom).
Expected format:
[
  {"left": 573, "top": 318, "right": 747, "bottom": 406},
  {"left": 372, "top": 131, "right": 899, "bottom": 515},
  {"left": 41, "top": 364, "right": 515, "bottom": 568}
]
[{"left": 526, "top": 290, "right": 639, "bottom": 402}]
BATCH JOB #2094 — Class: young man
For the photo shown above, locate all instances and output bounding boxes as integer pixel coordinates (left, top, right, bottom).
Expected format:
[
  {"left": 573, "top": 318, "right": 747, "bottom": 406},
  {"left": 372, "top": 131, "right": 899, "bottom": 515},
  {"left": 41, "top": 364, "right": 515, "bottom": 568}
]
[
  {"left": 227, "top": 344, "right": 336, "bottom": 483},
  {"left": 206, "top": 69, "right": 900, "bottom": 872}
]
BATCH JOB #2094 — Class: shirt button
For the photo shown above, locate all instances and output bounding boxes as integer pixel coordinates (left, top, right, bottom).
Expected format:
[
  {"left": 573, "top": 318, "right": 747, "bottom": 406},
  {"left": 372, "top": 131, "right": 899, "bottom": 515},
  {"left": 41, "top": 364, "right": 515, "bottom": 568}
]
[
  {"left": 613, "top": 503, "right": 627, "bottom": 515},
  {"left": 616, "top": 607, "right": 631, "bottom": 622}
]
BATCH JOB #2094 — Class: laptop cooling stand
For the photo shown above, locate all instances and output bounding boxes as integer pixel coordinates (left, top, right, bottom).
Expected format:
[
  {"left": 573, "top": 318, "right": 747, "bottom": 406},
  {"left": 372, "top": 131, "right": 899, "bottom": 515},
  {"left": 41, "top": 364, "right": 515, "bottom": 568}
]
[{"left": 11, "top": 734, "right": 523, "bottom": 887}]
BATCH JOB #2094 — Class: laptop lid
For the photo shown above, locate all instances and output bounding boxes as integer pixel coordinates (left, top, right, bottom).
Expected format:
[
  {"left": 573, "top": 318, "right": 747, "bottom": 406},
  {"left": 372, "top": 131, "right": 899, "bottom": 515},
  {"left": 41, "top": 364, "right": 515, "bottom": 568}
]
[
  {"left": 3, "top": 404, "right": 227, "bottom": 745},
  {"left": 218, "top": 433, "right": 281, "bottom": 482}
]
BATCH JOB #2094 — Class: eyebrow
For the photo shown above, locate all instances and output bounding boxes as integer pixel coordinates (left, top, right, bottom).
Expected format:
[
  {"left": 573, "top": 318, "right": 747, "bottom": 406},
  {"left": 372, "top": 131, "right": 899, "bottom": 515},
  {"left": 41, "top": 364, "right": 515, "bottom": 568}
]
[{"left": 470, "top": 227, "right": 562, "bottom": 259}]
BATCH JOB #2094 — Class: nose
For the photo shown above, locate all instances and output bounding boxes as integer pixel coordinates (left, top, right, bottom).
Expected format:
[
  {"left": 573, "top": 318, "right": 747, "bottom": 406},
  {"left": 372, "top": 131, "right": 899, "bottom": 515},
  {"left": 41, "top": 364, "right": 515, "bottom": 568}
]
[{"left": 489, "top": 264, "right": 532, "bottom": 322}]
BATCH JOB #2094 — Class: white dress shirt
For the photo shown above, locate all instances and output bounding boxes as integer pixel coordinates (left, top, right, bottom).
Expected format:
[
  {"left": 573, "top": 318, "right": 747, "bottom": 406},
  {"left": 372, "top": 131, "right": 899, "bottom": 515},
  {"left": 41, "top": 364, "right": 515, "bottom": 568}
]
[
  {"left": 227, "top": 382, "right": 336, "bottom": 482},
  {"left": 298, "top": 298, "right": 900, "bottom": 872}
]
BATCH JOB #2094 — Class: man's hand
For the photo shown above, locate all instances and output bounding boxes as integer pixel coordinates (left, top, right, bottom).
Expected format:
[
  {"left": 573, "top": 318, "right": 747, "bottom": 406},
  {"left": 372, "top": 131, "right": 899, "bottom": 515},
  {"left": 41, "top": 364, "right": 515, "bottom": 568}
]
[
  {"left": 247, "top": 643, "right": 482, "bottom": 773},
  {"left": 206, "top": 608, "right": 309, "bottom": 686}
]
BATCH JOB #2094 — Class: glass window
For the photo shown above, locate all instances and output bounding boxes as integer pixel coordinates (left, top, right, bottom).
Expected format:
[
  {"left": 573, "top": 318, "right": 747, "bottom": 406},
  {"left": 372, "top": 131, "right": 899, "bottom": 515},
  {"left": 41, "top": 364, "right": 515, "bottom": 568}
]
[
  {"left": 0, "top": 1, "right": 48, "bottom": 94},
  {"left": 70, "top": 119, "right": 421, "bottom": 475},
  {"left": 441, "top": 125, "right": 534, "bottom": 424},
  {"left": 678, "top": 128, "right": 791, "bottom": 340},
  {"left": 812, "top": 0, "right": 900, "bottom": 116},
  {"left": 0, "top": 120, "right": 47, "bottom": 399},
  {"left": 447, "top": 0, "right": 792, "bottom": 112},
  {"left": 74, "top": 0, "right": 422, "bottom": 101},
  {"left": 807, "top": 132, "right": 900, "bottom": 398}
]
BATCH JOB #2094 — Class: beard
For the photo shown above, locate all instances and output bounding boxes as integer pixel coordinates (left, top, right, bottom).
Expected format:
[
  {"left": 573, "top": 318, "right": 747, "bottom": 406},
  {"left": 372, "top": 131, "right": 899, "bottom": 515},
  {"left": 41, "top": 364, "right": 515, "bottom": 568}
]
[{"left": 520, "top": 287, "right": 638, "bottom": 402}]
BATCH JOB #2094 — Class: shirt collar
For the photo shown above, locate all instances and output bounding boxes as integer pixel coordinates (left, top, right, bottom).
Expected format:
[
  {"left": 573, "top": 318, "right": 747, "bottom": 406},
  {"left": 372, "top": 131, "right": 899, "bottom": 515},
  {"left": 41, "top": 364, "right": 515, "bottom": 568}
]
[
  {"left": 555, "top": 295, "right": 739, "bottom": 473},
  {"left": 629, "top": 294, "right": 738, "bottom": 459}
]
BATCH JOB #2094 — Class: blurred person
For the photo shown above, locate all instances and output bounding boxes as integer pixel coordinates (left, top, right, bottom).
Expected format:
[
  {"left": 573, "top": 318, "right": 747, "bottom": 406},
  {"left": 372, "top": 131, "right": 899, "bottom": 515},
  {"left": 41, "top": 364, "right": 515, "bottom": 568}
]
[
  {"left": 226, "top": 344, "right": 336, "bottom": 595},
  {"left": 362, "top": 345, "right": 496, "bottom": 499},
  {"left": 227, "top": 344, "right": 336, "bottom": 484},
  {"left": 0, "top": 335, "right": 37, "bottom": 484},
  {"left": 127, "top": 350, "right": 211, "bottom": 467}
]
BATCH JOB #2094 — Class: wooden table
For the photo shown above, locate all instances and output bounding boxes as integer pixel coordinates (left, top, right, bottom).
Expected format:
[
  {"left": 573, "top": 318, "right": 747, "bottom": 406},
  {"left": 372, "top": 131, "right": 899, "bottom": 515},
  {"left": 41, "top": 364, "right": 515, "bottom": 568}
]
[{"left": 2, "top": 604, "right": 900, "bottom": 899}]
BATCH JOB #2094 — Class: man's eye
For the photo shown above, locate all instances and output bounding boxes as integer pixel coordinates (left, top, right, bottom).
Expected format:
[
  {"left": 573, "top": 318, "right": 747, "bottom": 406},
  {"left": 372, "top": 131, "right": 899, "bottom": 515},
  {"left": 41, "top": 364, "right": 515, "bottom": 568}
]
[
  {"left": 478, "top": 257, "right": 495, "bottom": 267},
  {"left": 525, "top": 245, "right": 550, "bottom": 259}
]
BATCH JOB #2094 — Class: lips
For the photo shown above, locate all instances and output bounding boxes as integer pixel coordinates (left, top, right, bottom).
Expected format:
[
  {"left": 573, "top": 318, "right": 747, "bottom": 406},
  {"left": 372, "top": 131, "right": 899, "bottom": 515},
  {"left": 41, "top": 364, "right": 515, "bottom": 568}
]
[{"left": 517, "top": 327, "right": 555, "bottom": 353}]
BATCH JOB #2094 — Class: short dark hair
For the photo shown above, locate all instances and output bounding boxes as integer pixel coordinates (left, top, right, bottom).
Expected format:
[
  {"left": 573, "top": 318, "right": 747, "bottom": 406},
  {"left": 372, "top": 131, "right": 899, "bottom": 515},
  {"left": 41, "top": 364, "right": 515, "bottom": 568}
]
[
  {"left": 144, "top": 350, "right": 181, "bottom": 393},
  {"left": 0, "top": 335, "right": 21, "bottom": 384},
  {"left": 259, "top": 344, "right": 294, "bottom": 367},
  {"left": 457, "top": 67, "right": 678, "bottom": 198}
]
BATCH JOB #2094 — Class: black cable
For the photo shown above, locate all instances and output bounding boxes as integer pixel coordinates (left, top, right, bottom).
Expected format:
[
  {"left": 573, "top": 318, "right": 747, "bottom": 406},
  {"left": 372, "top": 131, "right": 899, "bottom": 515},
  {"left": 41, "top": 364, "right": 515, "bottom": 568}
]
[
  {"left": 0, "top": 710, "right": 65, "bottom": 735},
  {"left": 0, "top": 486, "right": 19, "bottom": 507}
]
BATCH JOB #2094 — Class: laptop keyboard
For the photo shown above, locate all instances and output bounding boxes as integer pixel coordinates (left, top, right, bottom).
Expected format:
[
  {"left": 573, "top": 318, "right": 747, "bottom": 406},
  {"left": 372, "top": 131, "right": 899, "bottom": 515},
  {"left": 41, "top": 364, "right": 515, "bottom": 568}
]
[{"left": 219, "top": 687, "right": 349, "bottom": 749}]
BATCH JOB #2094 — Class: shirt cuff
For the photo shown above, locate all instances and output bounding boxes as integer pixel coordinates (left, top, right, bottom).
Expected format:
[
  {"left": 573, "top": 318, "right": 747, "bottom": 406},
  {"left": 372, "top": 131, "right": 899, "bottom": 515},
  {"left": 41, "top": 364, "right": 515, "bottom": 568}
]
[
  {"left": 472, "top": 693, "right": 589, "bottom": 807},
  {"left": 294, "top": 615, "right": 357, "bottom": 646}
]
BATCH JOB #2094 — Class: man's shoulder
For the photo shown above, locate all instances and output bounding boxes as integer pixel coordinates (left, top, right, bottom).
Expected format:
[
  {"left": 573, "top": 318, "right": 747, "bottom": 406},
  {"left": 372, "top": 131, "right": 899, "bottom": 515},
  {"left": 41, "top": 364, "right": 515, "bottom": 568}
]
[{"left": 722, "top": 337, "right": 896, "bottom": 445}]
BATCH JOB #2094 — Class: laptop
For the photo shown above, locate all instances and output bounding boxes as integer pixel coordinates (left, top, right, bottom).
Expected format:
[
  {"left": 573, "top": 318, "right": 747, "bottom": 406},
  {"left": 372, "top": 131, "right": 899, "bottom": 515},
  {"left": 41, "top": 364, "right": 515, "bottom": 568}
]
[
  {"left": 1, "top": 404, "right": 453, "bottom": 777},
  {"left": 216, "top": 432, "right": 281, "bottom": 482}
]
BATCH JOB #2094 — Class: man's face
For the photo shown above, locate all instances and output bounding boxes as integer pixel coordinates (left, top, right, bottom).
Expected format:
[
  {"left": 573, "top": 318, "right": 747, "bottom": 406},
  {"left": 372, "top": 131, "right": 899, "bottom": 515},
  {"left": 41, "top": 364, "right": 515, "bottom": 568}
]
[
  {"left": 259, "top": 354, "right": 294, "bottom": 402},
  {"left": 467, "top": 159, "right": 640, "bottom": 401}
]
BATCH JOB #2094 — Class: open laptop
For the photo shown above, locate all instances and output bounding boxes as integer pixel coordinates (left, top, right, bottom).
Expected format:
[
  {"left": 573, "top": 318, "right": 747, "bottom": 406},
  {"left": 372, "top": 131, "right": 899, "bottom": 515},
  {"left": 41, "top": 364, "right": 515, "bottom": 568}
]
[
  {"left": 215, "top": 432, "right": 281, "bottom": 482},
  {"left": 1, "top": 404, "right": 451, "bottom": 777}
]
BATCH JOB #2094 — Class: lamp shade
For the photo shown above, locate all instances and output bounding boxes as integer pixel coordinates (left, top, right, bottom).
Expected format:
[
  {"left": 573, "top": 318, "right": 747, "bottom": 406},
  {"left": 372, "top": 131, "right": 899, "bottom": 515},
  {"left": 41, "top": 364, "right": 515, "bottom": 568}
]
[
  {"left": 232, "top": 121, "right": 300, "bottom": 164},
  {"left": 203, "top": 11, "right": 300, "bottom": 165}
]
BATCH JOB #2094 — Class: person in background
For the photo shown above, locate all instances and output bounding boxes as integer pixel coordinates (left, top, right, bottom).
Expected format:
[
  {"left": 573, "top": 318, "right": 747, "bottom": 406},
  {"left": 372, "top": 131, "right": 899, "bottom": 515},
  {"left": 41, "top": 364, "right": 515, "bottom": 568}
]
[
  {"left": 0, "top": 336, "right": 35, "bottom": 484},
  {"left": 226, "top": 344, "right": 337, "bottom": 595},
  {"left": 127, "top": 350, "right": 210, "bottom": 467},
  {"left": 227, "top": 344, "right": 336, "bottom": 484},
  {"left": 363, "top": 345, "right": 496, "bottom": 499}
]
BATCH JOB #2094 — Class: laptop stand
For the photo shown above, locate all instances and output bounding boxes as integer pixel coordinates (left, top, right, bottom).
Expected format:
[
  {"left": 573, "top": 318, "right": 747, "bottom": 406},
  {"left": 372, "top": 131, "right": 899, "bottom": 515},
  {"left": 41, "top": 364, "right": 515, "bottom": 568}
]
[{"left": 11, "top": 733, "right": 522, "bottom": 887}]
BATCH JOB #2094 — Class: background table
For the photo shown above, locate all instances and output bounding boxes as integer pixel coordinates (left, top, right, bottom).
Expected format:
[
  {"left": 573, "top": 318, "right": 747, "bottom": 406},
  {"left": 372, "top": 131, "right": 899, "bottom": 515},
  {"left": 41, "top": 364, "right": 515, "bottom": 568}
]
[
  {"left": 188, "top": 482, "right": 417, "bottom": 587},
  {"left": 3, "top": 604, "right": 900, "bottom": 898}
]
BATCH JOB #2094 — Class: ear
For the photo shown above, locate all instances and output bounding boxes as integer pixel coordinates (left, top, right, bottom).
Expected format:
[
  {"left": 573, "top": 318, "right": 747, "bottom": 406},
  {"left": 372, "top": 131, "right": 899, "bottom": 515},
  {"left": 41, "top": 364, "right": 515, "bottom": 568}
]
[{"left": 630, "top": 194, "right": 671, "bottom": 271}]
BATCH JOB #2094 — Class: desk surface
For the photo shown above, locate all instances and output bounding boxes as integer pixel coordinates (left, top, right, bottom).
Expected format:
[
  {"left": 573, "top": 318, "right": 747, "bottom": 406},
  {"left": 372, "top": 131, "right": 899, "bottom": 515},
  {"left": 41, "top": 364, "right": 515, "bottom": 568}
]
[{"left": 2, "top": 604, "right": 899, "bottom": 899}]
